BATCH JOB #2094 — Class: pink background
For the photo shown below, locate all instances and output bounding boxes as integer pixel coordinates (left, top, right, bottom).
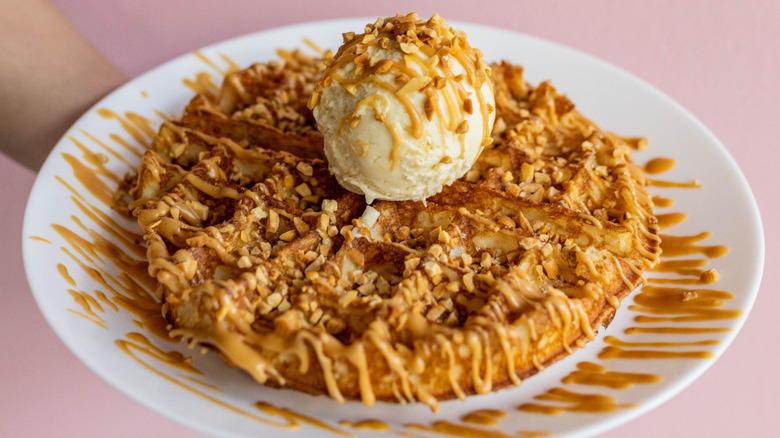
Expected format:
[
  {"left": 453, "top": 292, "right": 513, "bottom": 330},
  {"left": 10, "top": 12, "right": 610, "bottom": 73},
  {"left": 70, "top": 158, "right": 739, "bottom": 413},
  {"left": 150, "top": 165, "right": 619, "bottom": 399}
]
[{"left": 2, "top": 0, "right": 777, "bottom": 436}]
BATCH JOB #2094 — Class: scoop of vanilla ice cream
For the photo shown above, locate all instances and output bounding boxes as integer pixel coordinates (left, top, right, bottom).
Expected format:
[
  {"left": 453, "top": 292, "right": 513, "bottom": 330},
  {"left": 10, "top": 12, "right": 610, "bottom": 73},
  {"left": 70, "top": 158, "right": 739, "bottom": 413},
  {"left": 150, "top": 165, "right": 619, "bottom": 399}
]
[{"left": 309, "top": 13, "right": 495, "bottom": 203}]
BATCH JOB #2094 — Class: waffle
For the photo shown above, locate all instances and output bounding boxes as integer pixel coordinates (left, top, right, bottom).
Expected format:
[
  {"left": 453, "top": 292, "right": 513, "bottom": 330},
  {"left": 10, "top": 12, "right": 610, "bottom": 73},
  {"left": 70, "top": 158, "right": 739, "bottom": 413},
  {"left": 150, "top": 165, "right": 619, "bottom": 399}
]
[{"left": 128, "top": 48, "right": 660, "bottom": 411}]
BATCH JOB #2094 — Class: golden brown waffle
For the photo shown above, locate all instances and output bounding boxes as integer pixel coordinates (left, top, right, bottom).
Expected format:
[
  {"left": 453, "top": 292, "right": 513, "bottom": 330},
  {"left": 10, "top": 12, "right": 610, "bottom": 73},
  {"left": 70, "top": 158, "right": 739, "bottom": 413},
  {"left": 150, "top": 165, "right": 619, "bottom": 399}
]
[{"left": 128, "top": 49, "right": 660, "bottom": 411}]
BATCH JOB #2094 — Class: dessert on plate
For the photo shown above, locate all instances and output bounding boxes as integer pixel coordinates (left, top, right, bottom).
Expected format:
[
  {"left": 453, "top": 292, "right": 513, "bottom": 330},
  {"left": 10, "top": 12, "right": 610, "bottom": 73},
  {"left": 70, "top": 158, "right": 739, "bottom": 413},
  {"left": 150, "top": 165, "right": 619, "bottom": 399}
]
[{"left": 127, "top": 13, "right": 660, "bottom": 411}]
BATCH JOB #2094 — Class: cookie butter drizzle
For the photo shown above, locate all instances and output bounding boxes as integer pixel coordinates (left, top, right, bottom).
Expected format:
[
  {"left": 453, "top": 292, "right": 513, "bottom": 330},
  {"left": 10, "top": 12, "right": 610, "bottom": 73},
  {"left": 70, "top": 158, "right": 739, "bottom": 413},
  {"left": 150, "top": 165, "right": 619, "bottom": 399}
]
[
  {"left": 518, "top": 158, "right": 737, "bottom": 416},
  {"left": 308, "top": 13, "right": 494, "bottom": 169},
  {"left": 36, "top": 46, "right": 740, "bottom": 438}
]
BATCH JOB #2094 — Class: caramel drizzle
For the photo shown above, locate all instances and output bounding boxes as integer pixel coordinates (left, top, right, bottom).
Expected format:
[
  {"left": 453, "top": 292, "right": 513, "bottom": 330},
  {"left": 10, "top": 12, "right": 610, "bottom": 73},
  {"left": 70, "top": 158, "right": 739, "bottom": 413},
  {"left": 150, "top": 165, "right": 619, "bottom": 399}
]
[
  {"left": 460, "top": 409, "right": 508, "bottom": 426},
  {"left": 303, "top": 37, "right": 325, "bottom": 55},
  {"left": 61, "top": 152, "right": 115, "bottom": 206},
  {"left": 67, "top": 289, "right": 106, "bottom": 329},
  {"left": 561, "top": 361, "right": 661, "bottom": 389},
  {"left": 182, "top": 72, "right": 218, "bottom": 97},
  {"left": 604, "top": 335, "right": 719, "bottom": 348},
  {"left": 60, "top": 184, "right": 145, "bottom": 258},
  {"left": 625, "top": 326, "right": 730, "bottom": 335},
  {"left": 648, "top": 178, "right": 702, "bottom": 189},
  {"left": 599, "top": 346, "right": 714, "bottom": 360},
  {"left": 109, "top": 133, "right": 144, "bottom": 157},
  {"left": 338, "top": 419, "right": 390, "bottom": 431},
  {"left": 313, "top": 15, "right": 494, "bottom": 168},
  {"left": 630, "top": 286, "right": 741, "bottom": 323},
  {"left": 517, "top": 387, "right": 636, "bottom": 415},
  {"left": 659, "top": 232, "right": 729, "bottom": 258},
  {"left": 115, "top": 333, "right": 336, "bottom": 432},
  {"left": 57, "top": 263, "right": 76, "bottom": 286},
  {"left": 643, "top": 157, "right": 676, "bottom": 175},
  {"left": 96, "top": 109, "right": 155, "bottom": 149},
  {"left": 500, "top": 155, "right": 731, "bottom": 419},
  {"left": 651, "top": 194, "right": 674, "bottom": 208},
  {"left": 601, "top": 156, "right": 737, "bottom": 364},
  {"left": 254, "top": 402, "right": 354, "bottom": 437},
  {"left": 52, "top": 223, "right": 169, "bottom": 339},
  {"left": 651, "top": 258, "right": 708, "bottom": 276},
  {"left": 79, "top": 129, "right": 134, "bottom": 168},
  {"left": 194, "top": 51, "right": 240, "bottom": 76},
  {"left": 407, "top": 421, "right": 550, "bottom": 438},
  {"left": 655, "top": 212, "right": 687, "bottom": 230}
]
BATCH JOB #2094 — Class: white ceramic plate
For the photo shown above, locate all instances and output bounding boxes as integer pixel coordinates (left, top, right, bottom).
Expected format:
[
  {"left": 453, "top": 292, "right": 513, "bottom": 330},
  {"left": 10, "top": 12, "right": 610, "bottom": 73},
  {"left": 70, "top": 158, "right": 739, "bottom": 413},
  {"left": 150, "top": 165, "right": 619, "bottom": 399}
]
[{"left": 23, "top": 18, "right": 764, "bottom": 438}]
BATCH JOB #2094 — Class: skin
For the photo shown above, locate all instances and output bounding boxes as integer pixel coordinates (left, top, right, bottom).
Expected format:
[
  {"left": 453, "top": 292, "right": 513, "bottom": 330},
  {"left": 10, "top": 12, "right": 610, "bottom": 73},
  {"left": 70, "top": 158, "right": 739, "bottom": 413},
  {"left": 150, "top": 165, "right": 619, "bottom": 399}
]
[{"left": 0, "top": 0, "right": 127, "bottom": 170}]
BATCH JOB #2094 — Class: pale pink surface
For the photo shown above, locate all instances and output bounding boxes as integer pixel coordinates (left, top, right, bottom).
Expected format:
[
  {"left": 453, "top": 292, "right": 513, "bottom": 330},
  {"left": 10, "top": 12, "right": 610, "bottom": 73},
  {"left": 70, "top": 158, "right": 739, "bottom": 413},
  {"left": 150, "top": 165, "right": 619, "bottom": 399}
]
[{"left": 3, "top": 0, "right": 777, "bottom": 436}]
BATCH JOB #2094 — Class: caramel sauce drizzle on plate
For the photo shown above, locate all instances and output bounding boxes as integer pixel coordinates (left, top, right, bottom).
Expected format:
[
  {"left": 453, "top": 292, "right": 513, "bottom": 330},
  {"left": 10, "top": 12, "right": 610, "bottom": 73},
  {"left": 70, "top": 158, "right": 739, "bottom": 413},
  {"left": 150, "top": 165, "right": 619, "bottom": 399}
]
[
  {"left": 460, "top": 409, "right": 509, "bottom": 426},
  {"left": 57, "top": 263, "right": 76, "bottom": 286},
  {"left": 651, "top": 195, "right": 674, "bottom": 208},
  {"left": 643, "top": 157, "right": 676, "bottom": 175},
  {"left": 522, "top": 157, "right": 737, "bottom": 417},
  {"left": 114, "top": 332, "right": 330, "bottom": 432},
  {"left": 406, "top": 421, "right": 550, "bottom": 438},
  {"left": 518, "top": 387, "right": 637, "bottom": 415},
  {"left": 561, "top": 361, "right": 661, "bottom": 389}
]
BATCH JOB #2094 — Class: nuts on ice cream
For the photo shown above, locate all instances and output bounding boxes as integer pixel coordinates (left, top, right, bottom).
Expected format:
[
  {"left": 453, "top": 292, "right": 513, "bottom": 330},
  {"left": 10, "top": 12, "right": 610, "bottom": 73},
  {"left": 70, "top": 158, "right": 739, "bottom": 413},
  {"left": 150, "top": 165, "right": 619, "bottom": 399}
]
[{"left": 309, "top": 13, "right": 495, "bottom": 202}]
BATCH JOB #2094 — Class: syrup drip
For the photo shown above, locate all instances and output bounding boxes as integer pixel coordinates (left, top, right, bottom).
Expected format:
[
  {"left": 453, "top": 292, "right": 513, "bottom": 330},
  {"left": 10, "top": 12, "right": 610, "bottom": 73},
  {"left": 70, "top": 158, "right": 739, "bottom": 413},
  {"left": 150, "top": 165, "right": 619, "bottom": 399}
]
[
  {"left": 599, "top": 346, "right": 714, "bottom": 360},
  {"left": 630, "top": 286, "right": 740, "bottom": 323},
  {"left": 96, "top": 108, "right": 155, "bottom": 149},
  {"left": 656, "top": 212, "right": 687, "bottom": 230},
  {"left": 67, "top": 289, "right": 106, "bottom": 328},
  {"left": 407, "top": 421, "right": 550, "bottom": 438},
  {"left": 115, "top": 333, "right": 323, "bottom": 431},
  {"left": 643, "top": 157, "right": 676, "bottom": 174},
  {"left": 460, "top": 409, "right": 508, "bottom": 426},
  {"left": 79, "top": 128, "right": 134, "bottom": 168},
  {"left": 109, "top": 133, "right": 143, "bottom": 157},
  {"left": 561, "top": 361, "right": 661, "bottom": 389},
  {"left": 517, "top": 387, "right": 636, "bottom": 415},
  {"left": 648, "top": 178, "right": 702, "bottom": 189},
  {"left": 652, "top": 259, "right": 708, "bottom": 276},
  {"left": 182, "top": 72, "right": 218, "bottom": 97},
  {"left": 57, "top": 263, "right": 76, "bottom": 286},
  {"left": 254, "top": 402, "right": 354, "bottom": 437},
  {"left": 624, "top": 326, "right": 729, "bottom": 335},
  {"left": 652, "top": 195, "right": 674, "bottom": 208},
  {"left": 604, "top": 335, "right": 719, "bottom": 348},
  {"left": 194, "top": 51, "right": 240, "bottom": 76},
  {"left": 338, "top": 419, "right": 389, "bottom": 431},
  {"left": 660, "top": 232, "right": 729, "bottom": 258}
]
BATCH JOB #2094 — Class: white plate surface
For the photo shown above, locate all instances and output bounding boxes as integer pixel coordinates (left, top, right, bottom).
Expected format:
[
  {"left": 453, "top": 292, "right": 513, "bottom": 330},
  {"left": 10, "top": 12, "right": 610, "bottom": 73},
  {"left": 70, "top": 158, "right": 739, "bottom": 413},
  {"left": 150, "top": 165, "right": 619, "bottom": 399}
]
[{"left": 23, "top": 18, "right": 764, "bottom": 438}]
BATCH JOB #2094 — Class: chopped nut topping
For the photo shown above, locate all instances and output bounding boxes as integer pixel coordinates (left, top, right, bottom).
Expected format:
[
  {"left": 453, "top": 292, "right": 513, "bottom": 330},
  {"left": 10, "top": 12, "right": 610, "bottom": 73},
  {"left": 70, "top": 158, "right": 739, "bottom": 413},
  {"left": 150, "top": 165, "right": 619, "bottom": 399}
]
[
  {"left": 463, "top": 98, "right": 473, "bottom": 114},
  {"left": 267, "top": 210, "right": 280, "bottom": 233}
]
